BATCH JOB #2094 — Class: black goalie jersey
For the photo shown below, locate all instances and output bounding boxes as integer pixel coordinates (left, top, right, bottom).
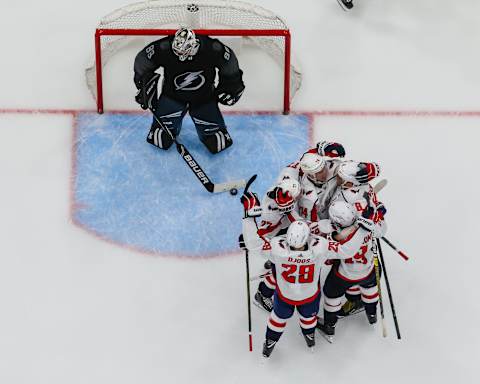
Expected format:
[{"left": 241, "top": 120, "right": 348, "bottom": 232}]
[{"left": 134, "top": 35, "right": 243, "bottom": 104}]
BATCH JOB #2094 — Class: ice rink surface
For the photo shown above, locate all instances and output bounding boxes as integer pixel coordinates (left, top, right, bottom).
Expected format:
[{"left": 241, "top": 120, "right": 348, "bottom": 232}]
[{"left": 1, "top": 1, "right": 479, "bottom": 383}]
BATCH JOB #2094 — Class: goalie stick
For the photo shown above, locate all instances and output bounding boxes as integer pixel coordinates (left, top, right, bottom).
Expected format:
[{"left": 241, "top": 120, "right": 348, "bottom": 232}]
[{"left": 150, "top": 110, "right": 246, "bottom": 193}]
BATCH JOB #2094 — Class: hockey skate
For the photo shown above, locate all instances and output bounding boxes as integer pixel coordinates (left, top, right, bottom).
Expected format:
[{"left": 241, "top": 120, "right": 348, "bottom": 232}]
[
  {"left": 254, "top": 291, "right": 273, "bottom": 312},
  {"left": 316, "top": 319, "right": 335, "bottom": 344},
  {"left": 337, "top": 0, "right": 354, "bottom": 11},
  {"left": 337, "top": 299, "right": 365, "bottom": 319},
  {"left": 367, "top": 313, "right": 377, "bottom": 325},
  {"left": 303, "top": 332, "right": 316, "bottom": 348},
  {"left": 262, "top": 339, "right": 277, "bottom": 358}
]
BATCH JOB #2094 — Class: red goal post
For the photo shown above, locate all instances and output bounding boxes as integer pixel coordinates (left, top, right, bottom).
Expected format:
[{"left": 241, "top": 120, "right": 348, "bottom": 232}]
[{"left": 85, "top": 1, "right": 302, "bottom": 115}]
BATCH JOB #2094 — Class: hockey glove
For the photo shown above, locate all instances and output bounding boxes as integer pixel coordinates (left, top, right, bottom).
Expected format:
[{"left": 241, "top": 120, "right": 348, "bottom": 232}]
[
  {"left": 357, "top": 215, "right": 385, "bottom": 237},
  {"left": 135, "top": 73, "right": 160, "bottom": 111},
  {"left": 217, "top": 88, "right": 244, "bottom": 106},
  {"left": 355, "top": 162, "right": 381, "bottom": 184},
  {"left": 241, "top": 191, "right": 262, "bottom": 217},
  {"left": 317, "top": 141, "right": 346, "bottom": 158},
  {"left": 217, "top": 71, "right": 245, "bottom": 106},
  {"left": 376, "top": 202, "right": 387, "bottom": 219}
]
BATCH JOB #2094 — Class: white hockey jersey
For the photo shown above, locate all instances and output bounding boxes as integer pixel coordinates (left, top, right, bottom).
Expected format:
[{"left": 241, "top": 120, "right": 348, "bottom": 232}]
[
  {"left": 325, "top": 224, "right": 386, "bottom": 281},
  {"left": 279, "top": 159, "right": 341, "bottom": 221},
  {"left": 257, "top": 188, "right": 302, "bottom": 239},
  {"left": 329, "top": 183, "right": 379, "bottom": 216},
  {"left": 264, "top": 236, "right": 329, "bottom": 305}
]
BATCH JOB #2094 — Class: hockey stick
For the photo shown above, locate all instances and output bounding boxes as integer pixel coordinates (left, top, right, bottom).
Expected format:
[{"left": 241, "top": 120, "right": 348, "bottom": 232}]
[
  {"left": 242, "top": 174, "right": 257, "bottom": 352},
  {"left": 376, "top": 238, "right": 402, "bottom": 340},
  {"left": 371, "top": 180, "right": 410, "bottom": 261},
  {"left": 373, "top": 243, "right": 387, "bottom": 338},
  {"left": 150, "top": 110, "right": 246, "bottom": 193},
  {"left": 381, "top": 236, "right": 409, "bottom": 261},
  {"left": 373, "top": 179, "right": 388, "bottom": 194}
]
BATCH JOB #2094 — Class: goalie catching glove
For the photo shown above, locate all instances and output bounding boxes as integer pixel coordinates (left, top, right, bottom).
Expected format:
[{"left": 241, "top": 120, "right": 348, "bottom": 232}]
[
  {"left": 216, "top": 70, "right": 245, "bottom": 106},
  {"left": 135, "top": 73, "right": 160, "bottom": 111},
  {"left": 241, "top": 191, "right": 262, "bottom": 217}
]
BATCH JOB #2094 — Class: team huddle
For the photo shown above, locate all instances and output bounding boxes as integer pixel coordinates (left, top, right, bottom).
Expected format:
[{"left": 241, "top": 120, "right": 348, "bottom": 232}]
[{"left": 240, "top": 141, "right": 387, "bottom": 357}]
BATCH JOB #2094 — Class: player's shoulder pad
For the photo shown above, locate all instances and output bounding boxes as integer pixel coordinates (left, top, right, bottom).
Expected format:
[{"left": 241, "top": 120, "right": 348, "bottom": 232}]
[
  {"left": 210, "top": 38, "right": 226, "bottom": 52},
  {"left": 158, "top": 37, "right": 172, "bottom": 51}
]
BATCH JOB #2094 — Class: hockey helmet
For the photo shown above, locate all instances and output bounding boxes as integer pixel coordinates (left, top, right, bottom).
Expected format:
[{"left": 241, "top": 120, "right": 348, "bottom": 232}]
[
  {"left": 172, "top": 28, "right": 200, "bottom": 61},
  {"left": 286, "top": 221, "right": 310, "bottom": 249},
  {"left": 328, "top": 201, "right": 357, "bottom": 230},
  {"left": 300, "top": 152, "right": 327, "bottom": 185}
]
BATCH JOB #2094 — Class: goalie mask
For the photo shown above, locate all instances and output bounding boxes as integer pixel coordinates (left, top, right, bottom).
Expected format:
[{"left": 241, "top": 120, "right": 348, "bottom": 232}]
[
  {"left": 300, "top": 152, "right": 327, "bottom": 186},
  {"left": 328, "top": 201, "right": 357, "bottom": 231},
  {"left": 286, "top": 221, "right": 310, "bottom": 249},
  {"left": 172, "top": 28, "right": 200, "bottom": 61}
]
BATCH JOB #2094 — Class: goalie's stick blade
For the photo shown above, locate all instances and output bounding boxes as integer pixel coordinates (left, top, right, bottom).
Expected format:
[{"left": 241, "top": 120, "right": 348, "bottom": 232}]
[
  {"left": 373, "top": 179, "right": 388, "bottom": 194},
  {"left": 212, "top": 179, "right": 247, "bottom": 193}
]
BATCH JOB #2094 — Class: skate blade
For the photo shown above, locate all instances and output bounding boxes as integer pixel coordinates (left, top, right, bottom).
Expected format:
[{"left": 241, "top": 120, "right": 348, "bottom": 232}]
[
  {"left": 316, "top": 329, "right": 334, "bottom": 344},
  {"left": 252, "top": 300, "right": 272, "bottom": 313},
  {"left": 338, "top": 308, "right": 365, "bottom": 320}
]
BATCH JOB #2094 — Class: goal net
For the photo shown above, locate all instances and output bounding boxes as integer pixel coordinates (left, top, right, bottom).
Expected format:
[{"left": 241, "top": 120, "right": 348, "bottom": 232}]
[{"left": 85, "top": 0, "right": 302, "bottom": 114}]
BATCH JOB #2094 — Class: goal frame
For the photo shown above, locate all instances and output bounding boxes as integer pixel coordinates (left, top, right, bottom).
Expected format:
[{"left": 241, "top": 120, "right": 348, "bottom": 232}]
[{"left": 94, "top": 28, "right": 292, "bottom": 114}]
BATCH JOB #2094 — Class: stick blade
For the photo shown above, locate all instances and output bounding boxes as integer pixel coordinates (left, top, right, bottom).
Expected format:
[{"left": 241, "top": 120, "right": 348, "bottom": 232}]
[
  {"left": 373, "top": 179, "right": 388, "bottom": 194},
  {"left": 212, "top": 179, "right": 246, "bottom": 193}
]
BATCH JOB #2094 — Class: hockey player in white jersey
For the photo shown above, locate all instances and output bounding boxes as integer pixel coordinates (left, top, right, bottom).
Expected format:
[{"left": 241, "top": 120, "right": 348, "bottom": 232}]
[
  {"left": 317, "top": 200, "right": 387, "bottom": 339},
  {"left": 258, "top": 221, "right": 330, "bottom": 357},
  {"left": 328, "top": 160, "right": 386, "bottom": 316},
  {"left": 252, "top": 178, "right": 303, "bottom": 312},
  {"left": 280, "top": 144, "right": 345, "bottom": 221}
]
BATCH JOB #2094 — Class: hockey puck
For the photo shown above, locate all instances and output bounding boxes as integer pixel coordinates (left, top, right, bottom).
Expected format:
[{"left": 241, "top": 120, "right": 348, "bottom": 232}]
[{"left": 230, "top": 188, "right": 238, "bottom": 196}]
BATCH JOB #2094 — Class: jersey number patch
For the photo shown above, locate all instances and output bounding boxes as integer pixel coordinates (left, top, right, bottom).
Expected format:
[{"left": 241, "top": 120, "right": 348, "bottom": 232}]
[
  {"left": 345, "top": 244, "right": 368, "bottom": 265},
  {"left": 281, "top": 264, "right": 315, "bottom": 284}
]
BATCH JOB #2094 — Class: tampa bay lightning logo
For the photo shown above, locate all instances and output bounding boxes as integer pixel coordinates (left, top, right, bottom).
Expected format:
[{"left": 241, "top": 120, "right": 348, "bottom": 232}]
[{"left": 174, "top": 70, "right": 205, "bottom": 91}]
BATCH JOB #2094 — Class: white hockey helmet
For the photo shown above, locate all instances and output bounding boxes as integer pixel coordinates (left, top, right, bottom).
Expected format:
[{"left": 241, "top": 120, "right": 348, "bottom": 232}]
[
  {"left": 286, "top": 221, "right": 310, "bottom": 249},
  {"left": 172, "top": 28, "right": 200, "bottom": 61},
  {"left": 300, "top": 152, "right": 327, "bottom": 185},
  {"left": 278, "top": 178, "right": 302, "bottom": 200},
  {"left": 328, "top": 201, "right": 357, "bottom": 230},
  {"left": 337, "top": 161, "right": 362, "bottom": 188}
]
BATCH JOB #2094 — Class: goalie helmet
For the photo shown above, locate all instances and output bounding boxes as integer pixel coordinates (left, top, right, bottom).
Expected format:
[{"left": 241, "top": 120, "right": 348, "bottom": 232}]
[
  {"left": 328, "top": 201, "right": 357, "bottom": 230},
  {"left": 300, "top": 152, "right": 327, "bottom": 186},
  {"left": 286, "top": 221, "right": 310, "bottom": 249},
  {"left": 337, "top": 161, "right": 381, "bottom": 188},
  {"left": 172, "top": 28, "right": 200, "bottom": 61}
]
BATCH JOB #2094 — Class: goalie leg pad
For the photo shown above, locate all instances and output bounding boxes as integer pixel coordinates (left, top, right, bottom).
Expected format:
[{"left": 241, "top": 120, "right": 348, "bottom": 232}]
[
  {"left": 200, "top": 127, "right": 233, "bottom": 154},
  {"left": 189, "top": 101, "right": 232, "bottom": 154},
  {"left": 147, "top": 125, "right": 174, "bottom": 150}
]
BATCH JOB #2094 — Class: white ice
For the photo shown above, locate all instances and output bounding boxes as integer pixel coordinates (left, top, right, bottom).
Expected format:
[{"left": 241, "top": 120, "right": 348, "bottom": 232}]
[{"left": 1, "top": 1, "right": 479, "bottom": 383}]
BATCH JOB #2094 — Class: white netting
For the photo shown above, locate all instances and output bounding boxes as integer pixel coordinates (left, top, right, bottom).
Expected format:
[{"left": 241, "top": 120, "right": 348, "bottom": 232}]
[{"left": 85, "top": 0, "right": 302, "bottom": 107}]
